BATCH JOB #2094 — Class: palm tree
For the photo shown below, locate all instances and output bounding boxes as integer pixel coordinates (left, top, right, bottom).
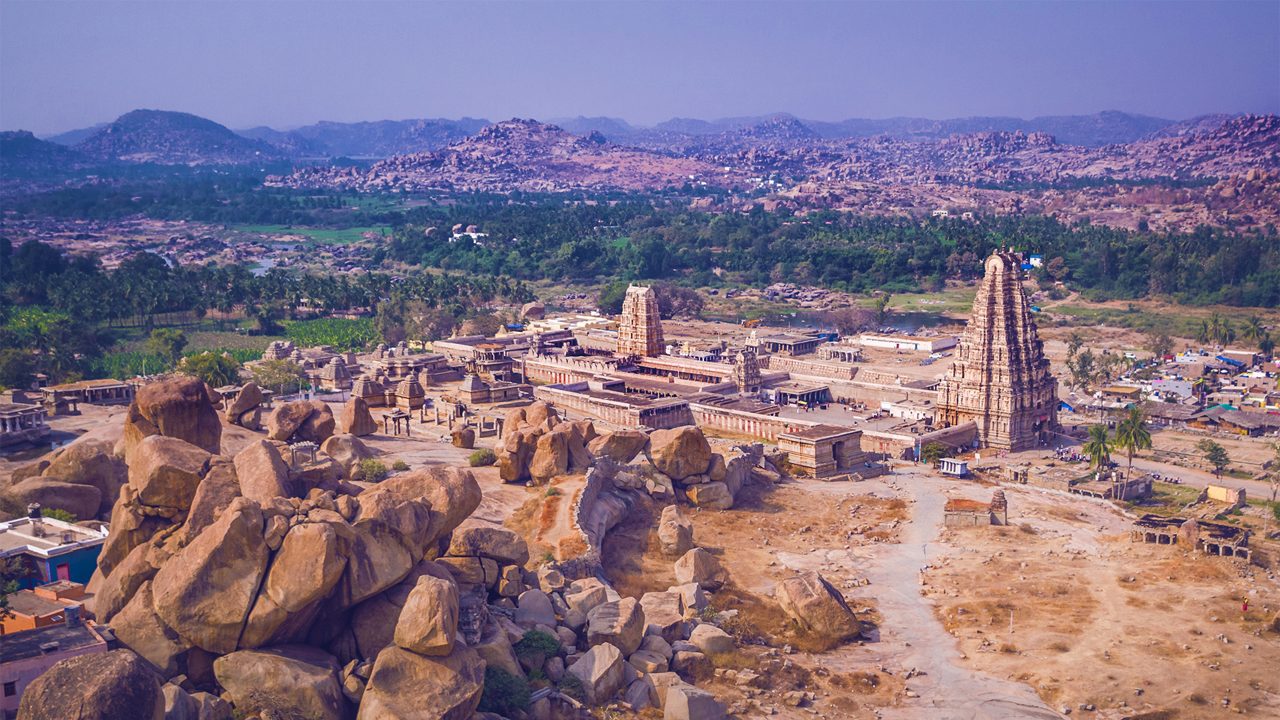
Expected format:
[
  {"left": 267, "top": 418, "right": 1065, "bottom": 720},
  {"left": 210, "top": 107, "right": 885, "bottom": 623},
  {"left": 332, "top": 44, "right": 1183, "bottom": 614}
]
[
  {"left": 1242, "top": 315, "right": 1264, "bottom": 342},
  {"left": 1083, "top": 424, "right": 1112, "bottom": 471},
  {"left": 1196, "top": 320, "right": 1210, "bottom": 344},
  {"left": 1259, "top": 333, "right": 1275, "bottom": 358},
  {"left": 1114, "top": 405, "right": 1153, "bottom": 476}
]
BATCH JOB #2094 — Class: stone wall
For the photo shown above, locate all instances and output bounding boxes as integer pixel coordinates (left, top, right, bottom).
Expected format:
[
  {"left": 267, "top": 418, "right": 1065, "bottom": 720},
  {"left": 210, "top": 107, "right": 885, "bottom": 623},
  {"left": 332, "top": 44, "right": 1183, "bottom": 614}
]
[{"left": 689, "top": 402, "right": 821, "bottom": 442}]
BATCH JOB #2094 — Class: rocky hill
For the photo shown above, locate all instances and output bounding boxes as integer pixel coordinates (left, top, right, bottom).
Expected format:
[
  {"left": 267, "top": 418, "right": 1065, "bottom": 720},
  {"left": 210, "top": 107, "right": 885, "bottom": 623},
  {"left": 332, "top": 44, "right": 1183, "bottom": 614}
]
[
  {"left": 241, "top": 117, "right": 491, "bottom": 158},
  {"left": 279, "top": 118, "right": 726, "bottom": 193},
  {"left": 74, "top": 109, "right": 283, "bottom": 165},
  {"left": 0, "top": 130, "right": 90, "bottom": 176}
]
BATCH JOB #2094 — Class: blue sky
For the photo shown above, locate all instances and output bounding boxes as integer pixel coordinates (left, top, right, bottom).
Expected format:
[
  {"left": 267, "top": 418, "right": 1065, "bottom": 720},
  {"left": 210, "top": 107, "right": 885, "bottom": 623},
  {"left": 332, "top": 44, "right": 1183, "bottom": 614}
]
[{"left": 2, "top": 0, "right": 1277, "bottom": 134}]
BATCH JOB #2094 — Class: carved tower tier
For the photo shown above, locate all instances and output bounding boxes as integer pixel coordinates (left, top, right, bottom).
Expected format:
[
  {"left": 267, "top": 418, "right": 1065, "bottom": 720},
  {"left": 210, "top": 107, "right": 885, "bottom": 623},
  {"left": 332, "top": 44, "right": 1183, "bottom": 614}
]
[{"left": 617, "top": 284, "right": 664, "bottom": 357}]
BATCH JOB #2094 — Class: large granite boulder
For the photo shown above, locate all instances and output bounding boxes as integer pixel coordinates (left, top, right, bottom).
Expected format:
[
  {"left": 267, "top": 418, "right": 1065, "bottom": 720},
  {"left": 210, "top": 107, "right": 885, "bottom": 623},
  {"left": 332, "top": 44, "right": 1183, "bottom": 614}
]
[
  {"left": 213, "top": 645, "right": 348, "bottom": 720},
  {"left": 393, "top": 574, "right": 459, "bottom": 656},
  {"left": 321, "top": 434, "right": 377, "bottom": 478},
  {"left": 128, "top": 435, "right": 212, "bottom": 512},
  {"left": 566, "top": 642, "right": 625, "bottom": 705},
  {"left": 523, "top": 400, "right": 555, "bottom": 428},
  {"left": 17, "top": 649, "right": 165, "bottom": 720},
  {"left": 124, "top": 376, "right": 222, "bottom": 460},
  {"left": 648, "top": 427, "right": 712, "bottom": 481},
  {"left": 528, "top": 428, "right": 569, "bottom": 484},
  {"left": 233, "top": 439, "right": 292, "bottom": 503},
  {"left": 357, "top": 645, "right": 485, "bottom": 720},
  {"left": 450, "top": 427, "right": 475, "bottom": 449},
  {"left": 658, "top": 505, "right": 694, "bottom": 556},
  {"left": 586, "top": 597, "right": 646, "bottom": 656},
  {"left": 587, "top": 430, "right": 649, "bottom": 464},
  {"left": 446, "top": 526, "right": 530, "bottom": 567},
  {"left": 339, "top": 396, "right": 377, "bottom": 437},
  {"left": 264, "top": 522, "right": 347, "bottom": 613},
  {"left": 673, "top": 548, "right": 726, "bottom": 591},
  {"left": 268, "top": 400, "right": 335, "bottom": 443},
  {"left": 497, "top": 427, "right": 539, "bottom": 483},
  {"left": 175, "top": 458, "right": 241, "bottom": 543},
  {"left": 4, "top": 477, "right": 101, "bottom": 520},
  {"left": 110, "top": 580, "right": 191, "bottom": 676},
  {"left": 297, "top": 400, "right": 337, "bottom": 443},
  {"left": 150, "top": 498, "right": 269, "bottom": 653},
  {"left": 39, "top": 438, "right": 126, "bottom": 516},
  {"left": 775, "top": 570, "right": 861, "bottom": 641},
  {"left": 224, "top": 382, "right": 263, "bottom": 430},
  {"left": 685, "top": 481, "right": 734, "bottom": 510}
]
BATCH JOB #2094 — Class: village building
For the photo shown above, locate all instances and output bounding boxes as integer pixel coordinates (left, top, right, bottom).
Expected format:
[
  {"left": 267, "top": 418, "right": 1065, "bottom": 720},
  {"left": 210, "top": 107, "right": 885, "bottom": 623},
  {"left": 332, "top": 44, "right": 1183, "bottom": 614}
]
[
  {"left": 858, "top": 334, "right": 958, "bottom": 353},
  {"left": 943, "top": 490, "right": 1007, "bottom": 527},
  {"left": 759, "top": 333, "right": 825, "bottom": 357},
  {"left": 935, "top": 251, "right": 1058, "bottom": 450},
  {"left": 0, "top": 609, "right": 107, "bottom": 716},
  {"left": 0, "top": 581, "right": 86, "bottom": 635},
  {"left": 0, "top": 515, "right": 108, "bottom": 588},
  {"left": 40, "top": 379, "right": 134, "bottom": 415}
]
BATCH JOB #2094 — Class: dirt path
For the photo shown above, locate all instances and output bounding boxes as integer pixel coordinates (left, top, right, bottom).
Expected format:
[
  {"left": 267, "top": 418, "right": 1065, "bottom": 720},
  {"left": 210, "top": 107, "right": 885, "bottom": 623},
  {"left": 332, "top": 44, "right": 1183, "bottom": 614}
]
[{"left": 780, "top": 470, "right": 1062, "bottom": 719}]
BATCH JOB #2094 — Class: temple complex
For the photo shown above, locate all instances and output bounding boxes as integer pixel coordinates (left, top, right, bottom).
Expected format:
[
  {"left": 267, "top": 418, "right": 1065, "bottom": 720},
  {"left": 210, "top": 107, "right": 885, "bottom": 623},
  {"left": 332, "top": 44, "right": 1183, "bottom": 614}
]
[
  {"left": 935, "top": 251, "right": 1058, "bottom": 450},
  {"left": 616, "top": 284, "right": 664, "bottom": 357}
]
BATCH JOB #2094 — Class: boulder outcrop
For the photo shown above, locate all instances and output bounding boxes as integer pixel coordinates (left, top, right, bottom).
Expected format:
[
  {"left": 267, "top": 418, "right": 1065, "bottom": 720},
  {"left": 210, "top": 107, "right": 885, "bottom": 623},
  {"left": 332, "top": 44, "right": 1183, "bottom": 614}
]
[
  {"left": 124, "top": 376, "right": 223, "bottom": 460},
  {"left": 776, "top": 570, "right": 861, "bottom": 641},
  {"left": 18, "top": 649, "right": 165, "bottom": 720},
  {"left": 339, "top": 396, "right": 378, "bottom": 437}
]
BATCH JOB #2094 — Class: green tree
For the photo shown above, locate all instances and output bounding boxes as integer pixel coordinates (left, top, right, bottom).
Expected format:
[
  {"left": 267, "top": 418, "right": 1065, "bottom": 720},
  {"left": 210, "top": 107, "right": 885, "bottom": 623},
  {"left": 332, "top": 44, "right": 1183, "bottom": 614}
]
[
  {"left": 178, "top": 352, "right": 242, "bottom": 387},
  {"left": 1083, "top": 424, "right": 1112, "bottom": 470},
  {"left": 921, "top": 442, "right": 948, "bottom": 467},
  {"left": 1144, "top": 330, "right": 1173, "bottom": 359},
  {"left": 872, "top": 293, "right": 893, "bottom": 326},
  {"left": 0, "top": 348, "right": 35, "bottom": 390},
  {"left": 146, "top": 328, "right": 188, "bottom": 368},
  {"left": 1197, "top": 439, "right": 1230, "bottom": 477},
  {"left": 1066, "top": 331, "right": 1085, "bottom": 359},
  {"left": 1113, "top": 405, "right": 1152, "bottom": 475},
  {"left": 250, "top": 359, "right": 307, "bottom": 397},
  {"left": 1067, "top": 350, "right": 1097, "bottom": 389},
  {"left": 596, "top": 281, "right": 628, "bottom": 315},
  {"left": 1242, "top": 315, "right": 1264, "bottom": 342},
  {"left": 1258, "top": 333, "right": 1274, "bottom": 358}
]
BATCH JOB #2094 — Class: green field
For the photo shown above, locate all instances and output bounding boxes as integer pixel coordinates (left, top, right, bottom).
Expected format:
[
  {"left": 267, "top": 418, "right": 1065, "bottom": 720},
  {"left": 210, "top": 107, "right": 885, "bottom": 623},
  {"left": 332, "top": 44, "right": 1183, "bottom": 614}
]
[{"left": 232, "top": 224, "right": 391, "bottom": 245}]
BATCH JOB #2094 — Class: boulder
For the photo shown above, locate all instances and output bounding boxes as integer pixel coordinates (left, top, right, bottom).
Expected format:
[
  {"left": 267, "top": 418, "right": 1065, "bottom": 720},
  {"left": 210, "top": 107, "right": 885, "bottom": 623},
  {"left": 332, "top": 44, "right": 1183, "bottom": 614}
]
[
  {"left": 521, "top": 301, "right": 546, "bottom": 320},
  {"left": 516, "top": 589, "right": 557, "bottom": 627},
  {"left": 151, "top": 497, "right": 269, "bottom": 654},
  {"left": 657, "top": 505, "right": 694, "bottom": 556},
  {"left": 566, "top": 642, "right": 626, "bottom": 706},
  {"left": 437, "top": 556, "right": 499, "bottom": 589},
  {"left": 528, "top": 429, "right": 569, "bottom": 484},
  {"left": 128, "top": 435, "right": 212, "bottom": 512},
  {"left": 162, "top": 684, "right": 198, "bottom": 720},
  {"left": 670, "top": 650, "right": 712, "bottom": 682},
  {"left": 472, "top": 619, "right": 523, "bottom": 677},
  {"left": 110, "top": 580, "right": 191, "bottom": 676},
  {"left": 586, "top": 597, "right": 646, "bottom": 656},
  {"left": 267, "top": 400, "right": 316, "bottom": 442},
  {"left": 5, "top": 477, "right": 101, "bottom": 520},
  {"left": 689, "top": 624, "right": 735, "bottom": 656},
  {"left": 123, "top": 376, "right": 222, "bottom": 459},
  {"left": 321, "top": 434, "right": 377, "bottom": 477},
  {"left": 17, "top": 649, "right": 164, "bottom": 720},
  {"left": 627, "top": 649, "right": 668, "bottom": 674},
  {"left": 684, "top": 481, "right": 734, "bottom": 510},
  {"left": 358, "top": 466, "right": 481, "bottom": 541},
  {"left": 339, "top": 396, "right": 377, "bottom": 437},
  {"left": 706, "top": 453, "right": 727, "bottom": 483},
  {"left": 776, "top": 571, "right": 861, "bottom": 641},
  {"left": 40, "top": 439, "right": 126, "bottom": 516},
  {"left": 357, "top": 645, "right": 485, "bottom": 720},
  {"left": 450, "top": 427, "right": 475, "bottom": 449},
  {"left": 638, "top": 591, "right": 686, "bottom": 642},
  {"left": 648, "top": 427, "right": 712, "bottom": 481},
  {"left": 233, "top": 439, "right": 292, "bottom": 503},
  {"left": 88, "top": 541, "right": 158, "bottom": 622},
  {"left": 394, "top": 574, "right": 459, "bottom": 656},
  {"left": 264, "top": 522, "right": 347, "bottom": 613},
  {"left": 175, "top": 458, "right": 241, "bottom": 543},
  {"left": 663, "top": 684, "right": 727, "bottom": 720},
  {"left": 224, "top": 382, "right": 264, "bottom": 429},
  {"left": 349, "top": 563, "right": 450, "bottom": 661},
  {"left": 189, "top": 692, "right": 233, "bottom": 720},
  {"left": 297, "top": 400, "right": 337, "bottom": 443},
  {"left": 213, "top": 645, "right": 348, "bottom": 720},
  {"left": 588, "top": 430, "right": 650, "bottom": 464},
  {"left": 497, "top": 428, "right": 538, "bottom": 483},
  {"left": 624, "top": 675, "right": 659, "bottom": 711},
  {"left": 564, "top": 582, "right": 609, "bottom": 617},
  {"left": 523, "top": 401, "right": 555, "bottom": 428},
  {"left": 668, "top": 583, "right": 709, "bottom": 613},
  {"left": 447, "top": 526, "right": 530, "bottom": 566},
  {"left": 673, "top": 548, "right": 727, "bottom": 591}
]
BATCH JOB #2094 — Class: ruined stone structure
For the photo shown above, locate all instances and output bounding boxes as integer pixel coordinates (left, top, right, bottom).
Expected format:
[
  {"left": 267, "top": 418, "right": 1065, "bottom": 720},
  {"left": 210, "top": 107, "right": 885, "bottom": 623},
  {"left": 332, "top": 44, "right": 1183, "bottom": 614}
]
[
  {"left": 936, "top": 252, "right": 1058, "bottom": 450},
  {"left": 617, "top": 284, "right": 664, "bottom": 358},
  {"left": 732, "top": 345, "right": 762, "bottom": 394}
]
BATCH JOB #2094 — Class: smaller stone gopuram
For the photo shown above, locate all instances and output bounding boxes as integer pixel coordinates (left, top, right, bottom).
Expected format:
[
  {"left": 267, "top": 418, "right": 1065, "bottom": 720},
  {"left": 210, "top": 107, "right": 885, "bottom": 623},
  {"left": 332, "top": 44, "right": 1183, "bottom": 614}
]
[
  {"left": 617, "top": 284, "right": 664, "bottom": 358},
  {"left": 935, "top": 251, "right": 1058, "bottom": 450},
  {"left": 732, "top": 345, "right": 762, "bottom": 394}
]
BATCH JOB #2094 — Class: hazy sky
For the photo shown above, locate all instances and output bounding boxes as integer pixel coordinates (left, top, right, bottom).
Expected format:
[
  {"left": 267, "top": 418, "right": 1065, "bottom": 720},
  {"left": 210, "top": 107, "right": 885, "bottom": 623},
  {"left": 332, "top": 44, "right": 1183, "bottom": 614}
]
[{"left": 2, "top": 0, "right": 1277, "bottom": 134}]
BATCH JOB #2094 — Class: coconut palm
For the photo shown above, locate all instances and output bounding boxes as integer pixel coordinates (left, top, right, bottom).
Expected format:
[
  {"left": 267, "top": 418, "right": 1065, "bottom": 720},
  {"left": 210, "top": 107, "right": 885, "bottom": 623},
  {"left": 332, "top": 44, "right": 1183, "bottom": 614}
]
[
  {"left": 1083, "top": 424, "right": 1112, "bottom": 470},
  {"left": 1114, "top": 405, "right": 1152, "bottom": 476},
  {"left": 1242, "top": 315, "right": 1265, "bottom": 342}
]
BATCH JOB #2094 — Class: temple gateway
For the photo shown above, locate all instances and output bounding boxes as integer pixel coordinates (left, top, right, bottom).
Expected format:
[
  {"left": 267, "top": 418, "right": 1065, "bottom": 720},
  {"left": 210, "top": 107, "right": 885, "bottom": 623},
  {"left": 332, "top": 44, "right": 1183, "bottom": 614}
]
[{"left": 935, "top": 251, "right": 1059, "bottom": 450}]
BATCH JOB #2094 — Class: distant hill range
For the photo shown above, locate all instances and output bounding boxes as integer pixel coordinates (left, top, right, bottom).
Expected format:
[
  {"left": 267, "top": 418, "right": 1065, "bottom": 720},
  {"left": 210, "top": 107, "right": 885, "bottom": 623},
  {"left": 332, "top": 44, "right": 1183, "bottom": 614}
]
[{"left": 69, "top": 109, "right": 283, "bottom": 165}]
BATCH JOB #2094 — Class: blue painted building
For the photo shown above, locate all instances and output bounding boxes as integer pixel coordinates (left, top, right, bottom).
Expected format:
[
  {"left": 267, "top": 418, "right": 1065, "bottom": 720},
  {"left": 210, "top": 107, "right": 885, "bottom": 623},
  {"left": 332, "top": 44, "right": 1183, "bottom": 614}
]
[{"left": 0, "top": 516, "right": 107, "bottom": 589}]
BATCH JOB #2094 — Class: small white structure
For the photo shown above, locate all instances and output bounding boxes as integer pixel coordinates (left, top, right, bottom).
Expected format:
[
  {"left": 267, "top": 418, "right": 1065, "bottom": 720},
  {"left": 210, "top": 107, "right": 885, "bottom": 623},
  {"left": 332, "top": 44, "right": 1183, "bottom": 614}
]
[
  {"left": 939, "top": 458, "right": 969, "bottom": 477},
  {"left": 859, "top": 334, "right": 958, "bottom": 353}
]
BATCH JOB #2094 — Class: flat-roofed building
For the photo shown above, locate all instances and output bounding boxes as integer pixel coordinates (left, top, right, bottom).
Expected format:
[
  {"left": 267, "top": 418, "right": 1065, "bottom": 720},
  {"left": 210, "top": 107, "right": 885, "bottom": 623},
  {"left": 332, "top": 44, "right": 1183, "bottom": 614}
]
[
  {"left": 0, "top": 516, "right": 108, "bottom": 588},
  {"left": 858, "top": 334, "right": 958, "bottom": 353},
  {"left": 0, "top": 611, "right": 107, "bottom": 715},
  {"left": 760, "top": 334, "right": 825, "bottom": 357},
  {"left": 777, "top": 424, "right": 869, "bottom": 477},
  {"left": 0, "top": 402, "right": 49, "bottom": 448}
]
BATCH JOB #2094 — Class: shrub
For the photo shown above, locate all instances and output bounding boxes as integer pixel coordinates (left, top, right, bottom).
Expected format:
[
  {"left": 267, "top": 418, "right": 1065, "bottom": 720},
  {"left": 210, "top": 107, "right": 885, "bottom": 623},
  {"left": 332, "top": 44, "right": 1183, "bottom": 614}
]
[
  {"left": 468, "top": 449, "right": 496, "bottom": 467},
  {"left": 356, "top": 459, "right": 389, "bottom": 483},
  {"left": 556, "top": 673, "right": 586, "bottom": 703},
  {"left": 40, "top": 508, "right": 77, "bottom": 523},
  {"left": 391, "top": 460, "right": 410, "bottom": 472},
  {"left": 544, "top": 487, "right": 561, "bottom": 497},
  {"left": 513, "top": 629, "right": 560, "bottom": 661},
  {"left": 477, "top": 667, "right": 530, "bottom": 716}
]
